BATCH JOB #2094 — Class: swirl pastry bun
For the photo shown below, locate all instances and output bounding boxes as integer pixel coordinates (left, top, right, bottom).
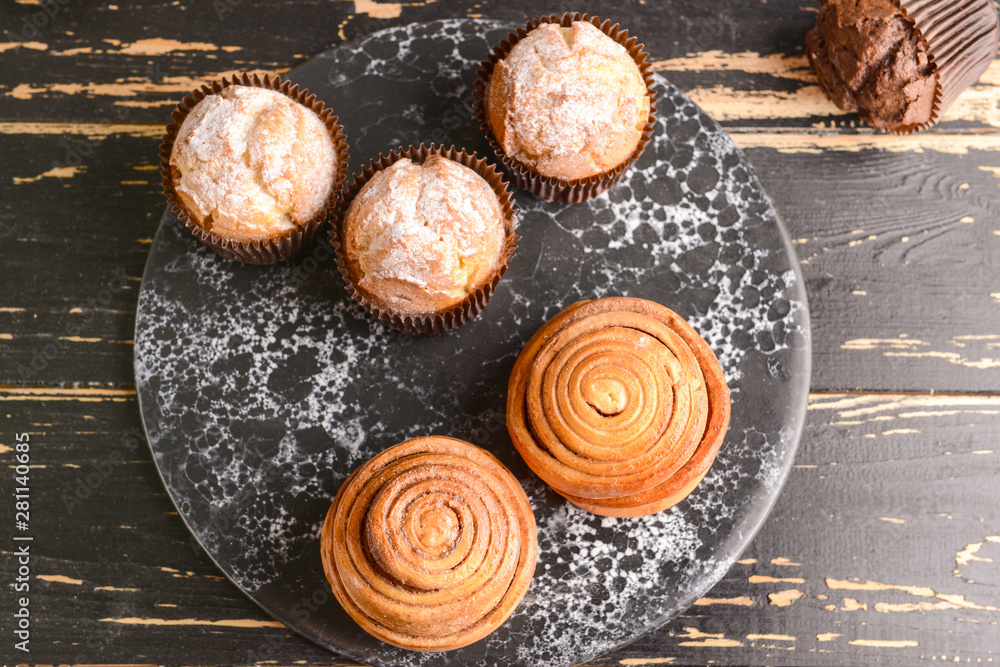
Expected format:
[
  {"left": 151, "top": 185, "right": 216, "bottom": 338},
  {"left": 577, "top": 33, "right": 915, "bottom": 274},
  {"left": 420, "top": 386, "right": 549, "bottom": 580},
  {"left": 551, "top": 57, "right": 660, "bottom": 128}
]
[
  {"left": 320, "top": 436, "right": 537, "bottom": 651},
  {"left": 507, "top": 297, "right": 730, "bottom": 517}
]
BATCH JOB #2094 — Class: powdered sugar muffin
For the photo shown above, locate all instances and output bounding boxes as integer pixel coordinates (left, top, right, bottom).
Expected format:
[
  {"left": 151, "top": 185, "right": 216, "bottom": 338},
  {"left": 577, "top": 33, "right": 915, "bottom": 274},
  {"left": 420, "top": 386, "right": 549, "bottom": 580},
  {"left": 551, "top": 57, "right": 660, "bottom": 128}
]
[
  {"left": 332, "top": 145, "right": 518, "bottom": 334},
  {"left": 476, "top": 14, "right": 656, "bottom": 202},
  {"left": 162, "top": 74, "right": 349, "bottom": 263}
]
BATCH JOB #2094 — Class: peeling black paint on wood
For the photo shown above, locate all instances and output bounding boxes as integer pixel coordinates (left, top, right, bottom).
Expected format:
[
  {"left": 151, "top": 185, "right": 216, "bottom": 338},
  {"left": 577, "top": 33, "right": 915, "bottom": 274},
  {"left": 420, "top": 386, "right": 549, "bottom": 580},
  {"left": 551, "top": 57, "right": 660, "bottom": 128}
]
[
  {"left": 1, "top": 0, "right": 998, "bottom": 664},
  {"left": 0, "top": 0, "right": 995, "bottom": 131},
  {"left": 3, "top": 134, "right": 1000, "bottom": 391},
  {"left": 1, "top": 393, "right": 997, "bottom": 663}
]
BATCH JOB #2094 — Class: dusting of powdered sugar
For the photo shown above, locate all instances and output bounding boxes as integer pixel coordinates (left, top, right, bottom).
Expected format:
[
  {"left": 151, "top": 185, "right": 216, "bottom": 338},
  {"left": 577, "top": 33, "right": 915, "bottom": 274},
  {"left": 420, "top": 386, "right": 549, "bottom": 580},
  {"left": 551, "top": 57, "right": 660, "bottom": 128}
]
[
  {"left": 343, "top": 156, "right": 506, "bottom": 313},
  {"left": 490, "top": 21, "right": 649, "bottom": 179},
  {"left": 136, "top": 244, "right": 387, "bottom": 588},
  {"left": 171, "top": 85, "right": 336, "bottom": 240},
  {"left": 512, "top": 110, "right": 810, "bottom": 386},
  {"left": 135, "top": 18, "right": 809, "bottom": 667}
]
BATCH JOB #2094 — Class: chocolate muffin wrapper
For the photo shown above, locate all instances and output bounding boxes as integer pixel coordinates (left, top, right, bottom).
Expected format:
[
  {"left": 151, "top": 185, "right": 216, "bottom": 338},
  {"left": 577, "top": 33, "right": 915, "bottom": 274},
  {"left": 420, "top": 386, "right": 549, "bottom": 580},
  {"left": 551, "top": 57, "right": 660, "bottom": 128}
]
[
  {"left": 329, "top": 144, "right": 520, "bottom": 335},
  {"left": 473, "top": 12, "right": 658, "bottom": 203},
  {"left": 894, "top": 0, "right": 999, "bottom": 133},
  {"left": 160, "top": 72, "right": 350, "bottom": 264}
]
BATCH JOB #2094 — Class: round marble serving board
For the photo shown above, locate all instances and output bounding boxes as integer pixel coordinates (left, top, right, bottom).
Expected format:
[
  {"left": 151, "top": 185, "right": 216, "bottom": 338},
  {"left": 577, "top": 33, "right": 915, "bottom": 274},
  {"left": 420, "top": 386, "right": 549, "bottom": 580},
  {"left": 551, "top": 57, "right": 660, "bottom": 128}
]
[{"left": 134, "top": 18, "right": 811, "bottom": 667}]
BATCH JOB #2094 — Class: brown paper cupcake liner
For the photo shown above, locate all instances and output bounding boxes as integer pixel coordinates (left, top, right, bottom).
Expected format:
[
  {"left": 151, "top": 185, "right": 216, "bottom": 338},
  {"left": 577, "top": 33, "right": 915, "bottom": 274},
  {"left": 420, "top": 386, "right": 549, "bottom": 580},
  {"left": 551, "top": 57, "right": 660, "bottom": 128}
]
[
  {"left": 894, "top": 0, "right": 999, "bottom": 134},
  {"left": 473, "top": 12, "right": 658, "bottom": 203},
  {"left": 160, "top": 72, "right": 350, "bottom": 264},
  {"left": 329, "top": 144, "right": 520, "bottom": 335}
]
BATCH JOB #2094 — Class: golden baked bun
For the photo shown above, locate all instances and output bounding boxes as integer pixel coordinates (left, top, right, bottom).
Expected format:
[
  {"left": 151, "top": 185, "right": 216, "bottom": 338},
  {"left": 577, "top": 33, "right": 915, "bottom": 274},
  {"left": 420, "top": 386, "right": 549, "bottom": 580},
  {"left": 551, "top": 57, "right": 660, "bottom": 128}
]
[
  {"left": 485, "top": 21, "right": 650, "bottom": 181},
  {"left": 507, "top": 297, "right": 731, "bottom": 517},
  {"left": 340, "top": 155, "right": 507, "bottom": 318},
  {"left": 170, "top": 84, "right": 338, "bottom": 242},
  {"left": 321, "top": 436, "right": 537, "bottom": 651}
]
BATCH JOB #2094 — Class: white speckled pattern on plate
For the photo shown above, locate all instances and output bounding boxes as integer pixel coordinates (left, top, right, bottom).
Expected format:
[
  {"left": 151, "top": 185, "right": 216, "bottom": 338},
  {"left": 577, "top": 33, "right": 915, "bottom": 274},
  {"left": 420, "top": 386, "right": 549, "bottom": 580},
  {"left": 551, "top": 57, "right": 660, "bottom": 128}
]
[{"left": 134, "top": 19, "right": 810, "bottom": 667}]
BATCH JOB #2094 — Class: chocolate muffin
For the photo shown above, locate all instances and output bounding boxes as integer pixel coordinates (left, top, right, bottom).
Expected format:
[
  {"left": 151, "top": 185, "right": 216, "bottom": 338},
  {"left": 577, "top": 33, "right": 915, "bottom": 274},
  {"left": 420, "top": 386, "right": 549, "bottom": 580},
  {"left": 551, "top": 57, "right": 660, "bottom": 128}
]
[
  {"left": 807, "top": 0, "right": 936, "bottom": 129},
  {"left": 806, "top": 0, "right": 999, "bottom": 133}
]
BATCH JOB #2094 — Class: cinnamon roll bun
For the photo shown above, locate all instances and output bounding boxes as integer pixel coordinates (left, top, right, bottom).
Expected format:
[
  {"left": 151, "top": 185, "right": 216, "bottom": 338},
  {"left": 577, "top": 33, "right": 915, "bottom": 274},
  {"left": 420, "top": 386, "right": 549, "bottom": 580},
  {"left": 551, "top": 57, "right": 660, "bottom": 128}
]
[
  {"left": 507, "top": 297, "right": 730, "bottom": 517},
  {"left": 321, "top": 436, "right": 537, "bottom": 651}
]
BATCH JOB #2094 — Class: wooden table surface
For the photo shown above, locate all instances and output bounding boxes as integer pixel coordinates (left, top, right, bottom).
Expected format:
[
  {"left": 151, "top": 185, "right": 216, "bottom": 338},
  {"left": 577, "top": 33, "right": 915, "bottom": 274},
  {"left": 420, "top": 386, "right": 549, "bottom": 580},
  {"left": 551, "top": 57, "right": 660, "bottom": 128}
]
[{"left": 2, "top": 0, "right": 999, "bottom": 664}]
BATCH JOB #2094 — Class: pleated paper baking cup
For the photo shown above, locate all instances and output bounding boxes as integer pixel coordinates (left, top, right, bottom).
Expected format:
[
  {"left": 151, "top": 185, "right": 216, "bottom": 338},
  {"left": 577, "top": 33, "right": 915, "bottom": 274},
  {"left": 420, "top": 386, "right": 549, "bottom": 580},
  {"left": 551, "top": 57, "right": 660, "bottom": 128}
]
[
  {"left": 473, "top": 12, "right": 658, "bottom": 203},
  {"left": 160, "top": 73, "right": 350, "bottom": 264},
  {"left": 330, "top": 144, "right": 520, "bottom": 335},
  {"left": 893, "top": 0, "right": 999, "bottom": 133}
]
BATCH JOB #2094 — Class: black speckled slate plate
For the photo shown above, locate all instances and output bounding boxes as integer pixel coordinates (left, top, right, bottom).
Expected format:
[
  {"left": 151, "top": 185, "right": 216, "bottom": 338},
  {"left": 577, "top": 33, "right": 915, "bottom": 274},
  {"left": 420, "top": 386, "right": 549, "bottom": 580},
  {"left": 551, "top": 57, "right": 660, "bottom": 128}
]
[{"left": 134, "top": 18, "right": 810, "bottom": 667}]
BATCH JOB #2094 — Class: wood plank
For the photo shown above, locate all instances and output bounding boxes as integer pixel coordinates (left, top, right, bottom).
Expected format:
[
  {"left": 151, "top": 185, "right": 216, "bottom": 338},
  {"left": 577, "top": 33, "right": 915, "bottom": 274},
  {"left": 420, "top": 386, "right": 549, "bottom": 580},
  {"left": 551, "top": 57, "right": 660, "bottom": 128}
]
[
  {"left": 608, "top": 391, "right": 1000, "bottom": 665},
  {"left": 1, "top": 0, "right": 998, "bottom": 131},
  {"left": 0, "top": 387, "right": 350, "bottom": 663},
  {"left": 4, "top": 2, "right": 997, "bottom": 667},
  {"left": 1, "top": 391, "right": 996, "bottom": 664},
  {"left": 0, "top": 129, "right": 159, "bottom": 386},
  {"left": 740, "top": 140, "right": 1000, "bottom": 392},
  {"left": 3, "top": 129, "right": 1000, "bottom": 391}
]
